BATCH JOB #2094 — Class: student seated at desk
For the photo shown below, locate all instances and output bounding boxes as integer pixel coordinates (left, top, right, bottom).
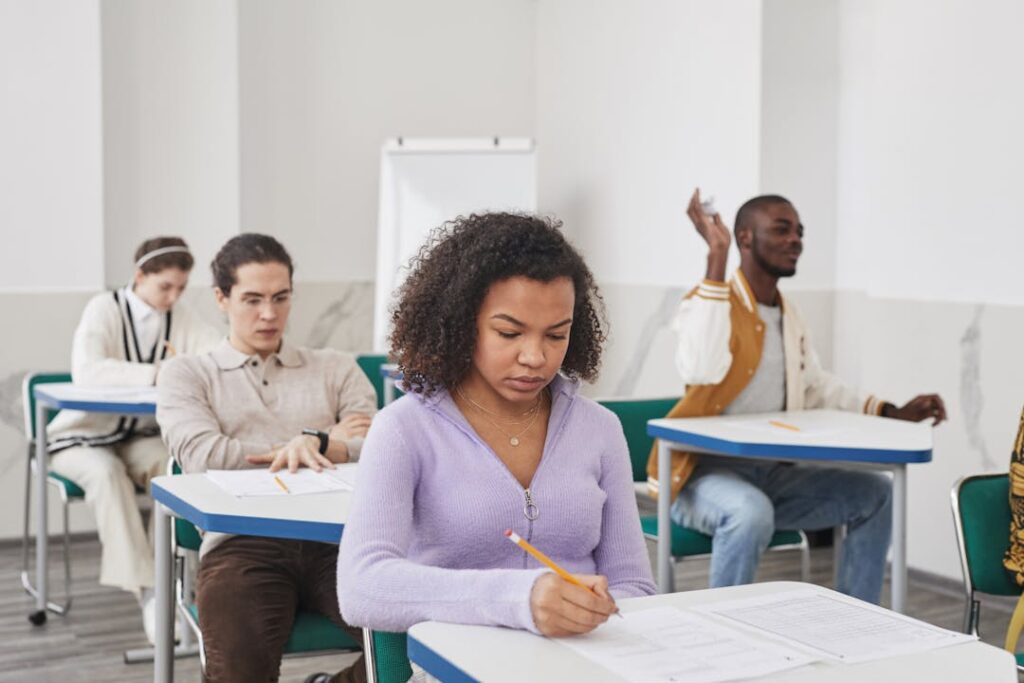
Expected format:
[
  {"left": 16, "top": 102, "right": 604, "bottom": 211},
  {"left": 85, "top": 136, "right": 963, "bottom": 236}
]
[
  {"left": 46, "top": 236, "right": 221, "bottom": 641},
  {"left": 338, "top": 213, "right": 657, "bottom": 644},
  {"left": 157, "top": 233, "right": 376, "bottom": 683},
  {"left": 647, "top": 189, "right": 948, "bottom": 603}
]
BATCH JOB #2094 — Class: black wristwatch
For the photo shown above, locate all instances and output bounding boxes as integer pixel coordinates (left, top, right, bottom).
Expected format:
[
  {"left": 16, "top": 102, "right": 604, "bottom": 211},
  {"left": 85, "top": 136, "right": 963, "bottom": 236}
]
[{"left": 301, "top": 428, "right": 330, "bottom": 455}]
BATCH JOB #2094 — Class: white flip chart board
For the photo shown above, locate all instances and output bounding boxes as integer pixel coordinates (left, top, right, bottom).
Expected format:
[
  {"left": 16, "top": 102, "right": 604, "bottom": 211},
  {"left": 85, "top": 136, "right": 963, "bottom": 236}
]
[{"left": 373, "top": 137, "right": 536, "bottom": 351}]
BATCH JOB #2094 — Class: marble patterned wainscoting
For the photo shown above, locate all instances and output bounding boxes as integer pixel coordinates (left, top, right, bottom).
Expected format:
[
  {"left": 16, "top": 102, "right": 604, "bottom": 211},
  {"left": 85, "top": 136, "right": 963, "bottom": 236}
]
[
  {"left": 0, "top": 280, "right": 373, "bottom": 541},
  {"left": 832, "top": 291, "right": 1024, "bottom": 582}
]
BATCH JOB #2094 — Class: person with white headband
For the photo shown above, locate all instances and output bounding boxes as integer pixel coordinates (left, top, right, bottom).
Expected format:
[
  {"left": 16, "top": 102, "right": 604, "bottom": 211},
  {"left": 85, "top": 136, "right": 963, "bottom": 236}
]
[{"left": 46, "top": 236, "right": 222, "bottom": 643}]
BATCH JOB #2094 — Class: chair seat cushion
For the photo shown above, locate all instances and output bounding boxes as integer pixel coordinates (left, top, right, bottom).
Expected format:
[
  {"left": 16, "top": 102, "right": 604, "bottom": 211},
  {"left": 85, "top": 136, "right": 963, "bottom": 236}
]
[
  {"left": 640, "top": 516, "right": 803, "bottom": 557},
  {"left": 187, "top": 605, "right": 360, "bottom": 653},
  {"left": 47, "top": 471, "right": 85, "bottom": 499}
]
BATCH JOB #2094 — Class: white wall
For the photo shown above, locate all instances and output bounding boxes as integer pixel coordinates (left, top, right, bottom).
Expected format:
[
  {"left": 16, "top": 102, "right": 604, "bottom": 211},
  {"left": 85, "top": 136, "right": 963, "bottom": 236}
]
[
  {"left": 101, "top": 0, "right": 240, "bottom": 287},
  {"left": 0, "top": 0, "right": 104, "bottom": 291},
  {"left": 835, "top": 0, "right": 1024, "bottom": 305},
  {"left": 536, "top": 0, "right": 763, "bottom": 289},
  {"left": 760, "top": 0, "right": 840, "bottom": 293},
  {"left": 237, "top": 0, "right": 536, "bottom": 283},
  {"left": 830, "top": 0, "right": 1024, "bottom": 581}
]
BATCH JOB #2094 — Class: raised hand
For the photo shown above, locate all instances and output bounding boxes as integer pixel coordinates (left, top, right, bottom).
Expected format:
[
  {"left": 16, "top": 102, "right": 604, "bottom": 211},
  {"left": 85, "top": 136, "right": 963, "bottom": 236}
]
[{"left": 687, "top": 188, "right": 731, "bottom": 281}]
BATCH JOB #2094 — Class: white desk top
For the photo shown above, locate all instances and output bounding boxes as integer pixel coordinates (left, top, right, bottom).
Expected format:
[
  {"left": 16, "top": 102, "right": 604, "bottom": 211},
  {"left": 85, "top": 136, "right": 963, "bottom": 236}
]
[
  {"left": 648, "top": 410, "right": 933, "bottom": 464},
  {"left": 407, "top": 581, "right": 1013, "bottom": 682},
  {"left": 34, "top": 382, "right": 158, "bottom": 414},
  {"left": 151, "top": 469, "right": 354, "bottom": 544}
]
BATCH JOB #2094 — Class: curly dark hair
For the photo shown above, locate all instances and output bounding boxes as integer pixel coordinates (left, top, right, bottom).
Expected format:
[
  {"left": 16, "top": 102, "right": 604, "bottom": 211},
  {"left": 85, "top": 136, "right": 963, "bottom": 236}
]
[{"left": 390, "top": 212, "right": 607, "bottom": 396}]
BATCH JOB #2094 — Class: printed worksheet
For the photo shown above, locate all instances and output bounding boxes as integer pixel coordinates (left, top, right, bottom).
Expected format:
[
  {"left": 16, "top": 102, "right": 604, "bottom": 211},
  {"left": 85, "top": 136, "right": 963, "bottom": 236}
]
[
  {"left": 698, "top": 589, "right": 976, "bottom": 663},
  {"left": 556, "top": 607, "right": 817, "bottom": 683},
  {"left": 205, "top": 464, "right": 356, "bottom": 497}
]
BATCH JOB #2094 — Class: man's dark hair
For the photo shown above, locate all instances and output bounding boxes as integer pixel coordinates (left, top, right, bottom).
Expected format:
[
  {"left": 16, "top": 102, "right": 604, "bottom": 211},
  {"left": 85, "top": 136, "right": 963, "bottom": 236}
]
[
  {"left": 134, "top": 236, "right": 193, "bottom": 274},
  {"left": 211, "top": 233, "right": 294, "bottom": 295},
  {"left": 733, "top": 195, "right": 792, "bottom": 239},
  {"left": 389, "top": 212, "right": 607, "bottom": 396}
]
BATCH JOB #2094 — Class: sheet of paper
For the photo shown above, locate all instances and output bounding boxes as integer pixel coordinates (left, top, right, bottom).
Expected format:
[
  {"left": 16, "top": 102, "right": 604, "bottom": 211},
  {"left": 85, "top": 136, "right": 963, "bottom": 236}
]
[
  {"left": 205, "top": 465, "right": 356, "bottom": 497},
  {"left": 556, "top": 606, "right": 816, "bottom": 683},
  {"left": 45, "top": 385, "right": 159, "bottom": 404},
  {"left": 698, "top": 589, "right": 976, "bottom": 663}
]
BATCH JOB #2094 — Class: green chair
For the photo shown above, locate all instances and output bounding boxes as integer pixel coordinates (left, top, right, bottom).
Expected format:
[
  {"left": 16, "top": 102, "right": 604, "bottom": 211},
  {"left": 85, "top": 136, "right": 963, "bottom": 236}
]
[
  {"left": 356, "top": 353, "right": 398, "bottom": 410},
  {"left": 362, "top": 630, "right": 413, "bottom": 683},
  {"left": 598, "top": 396, "right": 810, "bottom": 593},
  {"left": 20, "top": 371, "right": 81, "bottom": 619},
  {"left": 167, "top": 461, "right": 362, "bottom": 672},
  {"left": 950, "top": 473, "right": 1024, "bottom": 669}
]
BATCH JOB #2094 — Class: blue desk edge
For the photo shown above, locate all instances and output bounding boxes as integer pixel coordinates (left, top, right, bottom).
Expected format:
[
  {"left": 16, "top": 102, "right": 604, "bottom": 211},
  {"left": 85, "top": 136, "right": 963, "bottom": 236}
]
[
  {"left": 646, "top": 422, "right": 932, "bottom": 464},
  {"left": 407, "top": 634, "right": 479, "bottom": 683},
  {"left": 151, "top": 481, "right": 345, "bottom": 544}
]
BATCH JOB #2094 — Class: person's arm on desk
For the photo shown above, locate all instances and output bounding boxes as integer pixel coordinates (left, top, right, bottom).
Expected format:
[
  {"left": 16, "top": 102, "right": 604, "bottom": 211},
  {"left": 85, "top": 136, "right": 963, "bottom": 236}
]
[
  {"left": 673, "top": 188, "right": 734, "bottom": 385},
  {"left": 156, "top": 358, "right": 272, "bottom": 472},
  {"left": 881, "top": 395, "right": 947, "bottom": 426}
]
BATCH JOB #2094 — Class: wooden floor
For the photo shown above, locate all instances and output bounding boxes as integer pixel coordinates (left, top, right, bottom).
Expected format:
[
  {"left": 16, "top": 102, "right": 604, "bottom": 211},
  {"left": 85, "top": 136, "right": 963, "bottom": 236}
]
[{"left": 0, "top": 535, "right": 1017, "bottom": 682}]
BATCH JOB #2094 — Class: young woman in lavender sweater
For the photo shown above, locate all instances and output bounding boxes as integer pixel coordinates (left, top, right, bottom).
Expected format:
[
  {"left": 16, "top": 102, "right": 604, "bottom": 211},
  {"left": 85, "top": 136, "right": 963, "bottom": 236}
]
[{"left": 337, "top": 213, "right": 656, "bottom": 639}]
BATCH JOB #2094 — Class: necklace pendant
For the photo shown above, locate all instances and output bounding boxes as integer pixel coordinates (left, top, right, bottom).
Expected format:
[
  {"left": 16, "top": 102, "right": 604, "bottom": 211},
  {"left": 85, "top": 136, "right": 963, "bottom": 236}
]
[{"left": 509, "top": 436, "right": 520, "bottom": 447}]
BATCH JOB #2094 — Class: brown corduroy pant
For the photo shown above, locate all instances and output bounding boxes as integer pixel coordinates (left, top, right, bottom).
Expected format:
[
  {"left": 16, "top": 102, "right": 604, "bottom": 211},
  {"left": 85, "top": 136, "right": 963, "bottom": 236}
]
[{"left": 196, "top": 536, "right": 366, "bottom": 683}]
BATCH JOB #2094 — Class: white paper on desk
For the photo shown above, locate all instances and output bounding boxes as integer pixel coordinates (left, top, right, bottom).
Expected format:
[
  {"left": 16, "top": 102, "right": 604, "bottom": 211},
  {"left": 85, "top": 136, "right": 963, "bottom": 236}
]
[
  {"left": 698, "top": 588, "right": 976, "bottom": 664},
  {"left": 205, "top": 466, "right": 355, "bottom": 497},
  {"left": 49, "top": 385, "right": 159, "bottom": 403},
  {"left": 556, "top": 606, "right": 816, "bottom": 683}
]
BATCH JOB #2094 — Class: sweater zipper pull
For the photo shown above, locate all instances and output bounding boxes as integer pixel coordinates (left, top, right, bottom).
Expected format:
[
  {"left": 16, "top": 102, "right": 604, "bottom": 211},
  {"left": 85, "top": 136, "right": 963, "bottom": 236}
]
[{"left": 523, "top": 488, "right": 539, "bottom": 521}]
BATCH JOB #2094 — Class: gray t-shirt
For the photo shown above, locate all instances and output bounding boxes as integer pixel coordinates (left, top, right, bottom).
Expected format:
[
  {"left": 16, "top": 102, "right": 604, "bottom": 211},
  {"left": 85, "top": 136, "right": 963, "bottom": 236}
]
[{"left": 723, "top": 303, "right": 785, "bottom": 415}]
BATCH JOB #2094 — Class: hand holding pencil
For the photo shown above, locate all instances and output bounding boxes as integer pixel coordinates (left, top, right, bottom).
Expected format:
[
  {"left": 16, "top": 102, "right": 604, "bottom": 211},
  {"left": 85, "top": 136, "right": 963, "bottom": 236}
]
[{"left": 506, "top": 530, "right": 620, "bottom": 637}]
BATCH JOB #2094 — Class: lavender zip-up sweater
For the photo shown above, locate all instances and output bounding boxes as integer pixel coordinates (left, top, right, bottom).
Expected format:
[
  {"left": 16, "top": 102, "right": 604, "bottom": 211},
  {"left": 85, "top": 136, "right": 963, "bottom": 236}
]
[{"left": 336, "top": 375, "right": 657, "bottom": 634}]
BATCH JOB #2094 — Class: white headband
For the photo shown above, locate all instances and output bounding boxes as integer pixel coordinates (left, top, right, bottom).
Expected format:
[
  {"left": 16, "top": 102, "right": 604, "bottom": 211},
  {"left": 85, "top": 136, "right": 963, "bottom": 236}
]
[{"left": 135, "top": 246, "right": 191, "bottom": 269}]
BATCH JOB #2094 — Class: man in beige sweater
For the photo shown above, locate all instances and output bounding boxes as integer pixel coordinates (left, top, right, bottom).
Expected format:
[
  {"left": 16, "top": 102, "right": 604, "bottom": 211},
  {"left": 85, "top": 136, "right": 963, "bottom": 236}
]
[{"left": 157, "top": 234, "right": 375, "bottom": 683}]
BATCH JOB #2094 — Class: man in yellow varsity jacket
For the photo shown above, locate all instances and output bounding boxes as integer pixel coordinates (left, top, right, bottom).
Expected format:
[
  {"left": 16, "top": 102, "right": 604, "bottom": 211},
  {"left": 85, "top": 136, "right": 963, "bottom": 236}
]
[{"left": 647, "top": 189, "right": 946, "bottom": 604}]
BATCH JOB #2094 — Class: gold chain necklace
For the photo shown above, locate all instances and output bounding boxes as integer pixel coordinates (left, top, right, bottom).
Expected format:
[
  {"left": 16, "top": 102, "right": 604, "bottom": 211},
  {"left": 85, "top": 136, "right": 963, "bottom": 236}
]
[
  {"left": 457, "top": 386, "right": 546, "bottom": 447},
  {"left": 456, "top": 385, "right": 541, "bottom": 425}
]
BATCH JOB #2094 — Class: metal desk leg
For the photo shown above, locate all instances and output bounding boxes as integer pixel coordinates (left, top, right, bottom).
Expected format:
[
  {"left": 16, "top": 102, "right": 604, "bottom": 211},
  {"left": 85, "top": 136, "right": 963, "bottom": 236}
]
[
  {"left": 891, "top": 464, "right": 907, "bottom": 613},
  {"left": 154, "top": 502, "right": 174, "bottom": 683},
  {"left": 31, "top": 401, "right": 49, "bottom": 625},
  {"left": 657, "top": 440, "right": 672, "bottom": 594},
  {"left": 383, "top": 376, "right": 395, "bottom": 406}
]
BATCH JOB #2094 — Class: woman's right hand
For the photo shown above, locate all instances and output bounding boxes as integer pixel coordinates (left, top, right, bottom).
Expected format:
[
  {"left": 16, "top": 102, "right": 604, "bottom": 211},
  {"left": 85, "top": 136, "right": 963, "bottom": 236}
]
[{"left": 529, "top": 572, "right": 617, "bottom": 637}]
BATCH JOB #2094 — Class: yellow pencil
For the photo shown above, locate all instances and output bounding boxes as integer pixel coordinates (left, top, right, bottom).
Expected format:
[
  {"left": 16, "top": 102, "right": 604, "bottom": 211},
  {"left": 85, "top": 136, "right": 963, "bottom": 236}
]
[
  {"left": 163, "top": 340, "right": 177, "bottom": 357},
  {"left": 504, "top": 529, "right": 622, "bottom": 618},
  {"left": 273, "top": 475, "right": 291, "bottom": 494},
  {"left": 769, "top": 419, "right": 801, "bottom": 432}
]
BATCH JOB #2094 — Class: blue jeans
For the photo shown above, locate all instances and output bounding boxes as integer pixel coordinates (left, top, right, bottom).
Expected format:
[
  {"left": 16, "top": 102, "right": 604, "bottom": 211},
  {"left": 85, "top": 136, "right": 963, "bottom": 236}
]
[{"left": 670, "top": 456, "right": 893, "bottom": 603}]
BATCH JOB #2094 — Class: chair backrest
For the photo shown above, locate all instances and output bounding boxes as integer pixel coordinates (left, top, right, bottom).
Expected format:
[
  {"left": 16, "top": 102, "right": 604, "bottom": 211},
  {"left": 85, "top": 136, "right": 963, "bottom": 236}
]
[
  {"left": 597, "top": 397, "right": 680, "bottom": 483},
  {"left": 355, "top": 353, "right": 389, "bottom": 410},
  {"left": 169, "top": 460, "right": 204, "bottom": 552},
  {"left": 952, "top": 473, "right": 1021, "bottom": 597},
  {"left": 369, "top": 631, "right": 413, "bottom": 683},
  {"left": 22, "top": 371, "right": 73, "bottom": 441}
]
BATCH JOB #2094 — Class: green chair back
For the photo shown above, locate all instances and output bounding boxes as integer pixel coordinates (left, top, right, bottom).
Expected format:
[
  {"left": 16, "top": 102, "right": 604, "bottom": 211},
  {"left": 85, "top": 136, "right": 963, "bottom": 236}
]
[
  {"left": 370, "top": 631, "right": 413, "bottom": 683},
  {"left": 955, "top": 474, "right": 1021, "bottom": 596},
  {"left": 23, "top": 372, "right": 72, "bottom": 440},
  {"left": 170, "top": 461, "right": 204, "bottom": 552},
  {"left": 597, "top": 397, "right": 680, "bottom": 483},
  {"left": 24, "top": 372, "right": 85, "bottom": 498},
  {"left": 356, "top": 354, "right": 389, "bottom": 409}
]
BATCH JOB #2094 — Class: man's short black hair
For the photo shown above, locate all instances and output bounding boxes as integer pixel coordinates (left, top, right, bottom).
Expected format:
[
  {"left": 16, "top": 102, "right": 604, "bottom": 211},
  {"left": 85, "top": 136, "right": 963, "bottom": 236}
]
[{"left": 734, "top": 194, "right": 793, "bottom": 239}]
